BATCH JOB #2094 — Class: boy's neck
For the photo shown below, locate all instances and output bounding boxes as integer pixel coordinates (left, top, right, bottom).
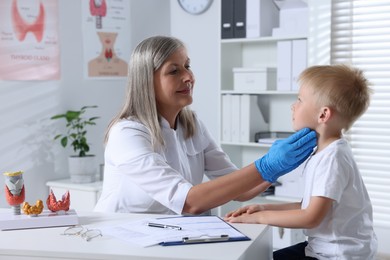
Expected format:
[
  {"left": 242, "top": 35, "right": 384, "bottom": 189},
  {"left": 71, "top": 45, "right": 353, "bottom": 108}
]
[{"left": 315, "top": 128, "right": 343, "bottom": 154}]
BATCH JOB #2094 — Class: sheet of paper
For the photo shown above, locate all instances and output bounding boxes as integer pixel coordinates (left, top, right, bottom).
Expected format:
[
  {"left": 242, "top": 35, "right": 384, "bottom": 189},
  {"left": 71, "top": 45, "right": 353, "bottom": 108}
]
[{"left": 98, "top": 216, "right": 246, "bottom": 247}]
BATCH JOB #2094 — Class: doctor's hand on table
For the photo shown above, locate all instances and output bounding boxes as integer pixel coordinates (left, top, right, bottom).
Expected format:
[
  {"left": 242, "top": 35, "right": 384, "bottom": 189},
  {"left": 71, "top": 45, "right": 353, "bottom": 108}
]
[{"left": 255, "top": 128, "right": 316, "bottom": 183}]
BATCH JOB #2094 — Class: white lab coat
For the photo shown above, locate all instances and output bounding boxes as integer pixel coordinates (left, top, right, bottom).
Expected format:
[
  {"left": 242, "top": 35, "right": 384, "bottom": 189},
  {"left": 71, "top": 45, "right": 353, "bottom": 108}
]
[{"left": 94, "top": 115, "right": 238, "bottom": 215}]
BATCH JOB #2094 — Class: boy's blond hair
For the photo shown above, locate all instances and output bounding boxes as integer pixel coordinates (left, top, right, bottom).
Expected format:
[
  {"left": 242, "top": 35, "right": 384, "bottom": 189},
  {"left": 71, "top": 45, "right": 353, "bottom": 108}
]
[{"left": 298, "top": 64, "right": 372, "bottom": 130}]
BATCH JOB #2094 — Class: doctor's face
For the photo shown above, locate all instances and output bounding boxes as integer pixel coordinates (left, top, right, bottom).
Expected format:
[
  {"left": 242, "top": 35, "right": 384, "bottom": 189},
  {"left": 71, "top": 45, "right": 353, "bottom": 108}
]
[{"left": 153, "top": 48, "right": 195, "bottom": 118}]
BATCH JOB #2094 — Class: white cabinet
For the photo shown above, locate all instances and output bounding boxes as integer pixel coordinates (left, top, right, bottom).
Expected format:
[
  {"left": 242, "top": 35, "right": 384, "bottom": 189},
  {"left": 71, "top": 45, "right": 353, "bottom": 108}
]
[{"left": 46, "top": 179, "right": 102, "bottom": 212}]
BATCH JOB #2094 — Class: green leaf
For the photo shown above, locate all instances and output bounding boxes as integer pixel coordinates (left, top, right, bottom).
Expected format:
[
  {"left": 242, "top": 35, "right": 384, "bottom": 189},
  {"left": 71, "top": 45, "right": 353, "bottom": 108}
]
[
  {"left": 65, "top": 111, "right": 81, "bottom": 122},
  {"left": 51, "top": 114, "right": 66, "bottom": 120},
  {"left": 60, "top": 137, "right": 68, "bottom": 148},
  {"left": 81, "top": 105, "right": 98, "bottom": 110}
]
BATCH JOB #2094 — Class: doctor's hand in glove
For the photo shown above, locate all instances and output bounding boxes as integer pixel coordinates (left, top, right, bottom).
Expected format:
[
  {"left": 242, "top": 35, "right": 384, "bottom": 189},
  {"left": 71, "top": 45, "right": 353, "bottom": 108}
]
[{"left": 255, "top": 128, "right": 316, "bottom": 183}]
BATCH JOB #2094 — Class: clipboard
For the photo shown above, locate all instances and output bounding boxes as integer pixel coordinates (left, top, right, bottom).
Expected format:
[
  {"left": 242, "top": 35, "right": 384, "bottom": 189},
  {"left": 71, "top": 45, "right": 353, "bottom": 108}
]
[{"left": 156, "top": 215, "right": 250, "bottom": 246}]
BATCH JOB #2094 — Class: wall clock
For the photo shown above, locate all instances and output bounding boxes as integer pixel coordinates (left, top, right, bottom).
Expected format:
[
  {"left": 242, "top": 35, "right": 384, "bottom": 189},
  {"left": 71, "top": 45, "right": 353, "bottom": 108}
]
[{"left": 178, "top": 0, "right": 213, "bottom": 15}]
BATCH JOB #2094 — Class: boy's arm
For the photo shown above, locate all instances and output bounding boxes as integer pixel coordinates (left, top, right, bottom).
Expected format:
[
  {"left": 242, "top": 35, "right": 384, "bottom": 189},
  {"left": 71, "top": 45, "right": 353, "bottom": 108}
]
[
  {"left": 227, "top": 196, "right": 333, "bottom": 229},
  {"left": 261, "top": 202, "right": 302, "bottom": 211},
  {"left": 225, "top": 202, "right": 301, "bottom": 219}
]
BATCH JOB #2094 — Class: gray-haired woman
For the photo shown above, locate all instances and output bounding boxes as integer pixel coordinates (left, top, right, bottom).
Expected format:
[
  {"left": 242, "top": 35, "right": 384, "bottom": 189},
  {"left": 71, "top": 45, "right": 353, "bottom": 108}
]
[{"left": 94, "top": 36, "right": 316, "bottom": 215}]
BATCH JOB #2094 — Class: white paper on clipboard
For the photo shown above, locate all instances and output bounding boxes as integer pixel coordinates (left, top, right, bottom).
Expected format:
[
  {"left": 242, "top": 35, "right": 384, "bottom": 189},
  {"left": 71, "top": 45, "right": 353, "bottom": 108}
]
[{"left": 98, "top": 215, "right": 249, "bottom": 247}]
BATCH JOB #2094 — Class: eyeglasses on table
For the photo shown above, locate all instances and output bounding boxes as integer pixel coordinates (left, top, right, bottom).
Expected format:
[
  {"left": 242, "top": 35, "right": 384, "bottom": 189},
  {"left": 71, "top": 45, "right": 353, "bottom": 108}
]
[{"left": 61, "top": 225, "right": 102, "bottom": 242}]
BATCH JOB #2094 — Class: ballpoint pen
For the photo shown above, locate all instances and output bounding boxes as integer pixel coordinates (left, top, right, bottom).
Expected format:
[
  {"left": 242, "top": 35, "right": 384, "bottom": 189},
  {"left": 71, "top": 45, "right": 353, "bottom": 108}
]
[{"left": 147, "top": 222, "right": 182, "bottom": 230}]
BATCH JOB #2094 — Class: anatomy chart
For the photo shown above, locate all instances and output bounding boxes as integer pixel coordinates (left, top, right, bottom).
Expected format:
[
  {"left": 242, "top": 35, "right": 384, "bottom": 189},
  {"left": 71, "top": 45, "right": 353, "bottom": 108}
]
[
  {"left": 82, "top": 0, "right": 130, "bottom": 79},
  {"left": 0, "top": 0, "right": 60, "bottom": 80}
]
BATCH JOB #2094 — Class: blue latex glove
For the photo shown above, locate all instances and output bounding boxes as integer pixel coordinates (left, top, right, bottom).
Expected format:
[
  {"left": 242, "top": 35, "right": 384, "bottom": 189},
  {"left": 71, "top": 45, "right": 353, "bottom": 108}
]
[{"left": 255, "top": 128, "right": 317, "bottom": 183}]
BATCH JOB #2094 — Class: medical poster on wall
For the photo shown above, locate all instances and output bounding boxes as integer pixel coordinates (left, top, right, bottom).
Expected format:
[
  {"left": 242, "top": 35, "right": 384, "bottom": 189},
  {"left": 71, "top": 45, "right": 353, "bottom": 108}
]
[
  {"left": 82, "top": 0, "right": 130, "bottom": 79},
  {"left": 0, "top": 0, "right": 60, "bottom": 80}
]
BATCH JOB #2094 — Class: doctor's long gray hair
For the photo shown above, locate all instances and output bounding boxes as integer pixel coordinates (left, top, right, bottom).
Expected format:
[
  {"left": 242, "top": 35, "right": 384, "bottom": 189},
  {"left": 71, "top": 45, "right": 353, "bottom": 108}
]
[{"left": 104, "top": 36, "right": 196, "bottom": 151}]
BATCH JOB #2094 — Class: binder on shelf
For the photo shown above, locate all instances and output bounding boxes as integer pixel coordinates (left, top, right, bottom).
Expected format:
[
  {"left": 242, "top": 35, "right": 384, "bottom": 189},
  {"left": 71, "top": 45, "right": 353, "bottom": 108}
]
[
  {"left": 240, "top": 95, "right": 268, "bottom": 142},
  {"left": 233, "top": 0, "right": 246, "bottom": 38},
  {"left": 221, "top": 94, "right": 233, "bottom": 142},
  {"left": 291, "top": 39, "right": 307, "bottom": 91},
  {"left": 231, "top": 94, "right": 241, "bottom": 142},
  {"left": 246, "top": 0, "right": 279, "bottom": 38},
  {"left": 221, "top": 0, "right": 234, "bottom": 39},
  {"left": 277, "top": 40, "right": 292, "bottom": 91}
]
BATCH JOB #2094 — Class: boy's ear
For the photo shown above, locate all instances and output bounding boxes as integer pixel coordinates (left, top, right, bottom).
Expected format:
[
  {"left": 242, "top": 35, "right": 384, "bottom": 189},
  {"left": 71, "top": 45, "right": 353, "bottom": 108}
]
[{"left": 318, "top": 106, "right": 332, "bottom": 123}]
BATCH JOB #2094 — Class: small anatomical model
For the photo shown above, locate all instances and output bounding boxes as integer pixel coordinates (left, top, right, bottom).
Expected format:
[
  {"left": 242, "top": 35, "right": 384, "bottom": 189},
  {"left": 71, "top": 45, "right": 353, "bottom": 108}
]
[
  {"left": 22, "top": 200, "right": 44, "bottom": 216},
  {"left": 4, "top": 171, "right": 25, "bottom": 215},
  {"left": 46, "top": 189, "right": 70, "bottom": 213}
]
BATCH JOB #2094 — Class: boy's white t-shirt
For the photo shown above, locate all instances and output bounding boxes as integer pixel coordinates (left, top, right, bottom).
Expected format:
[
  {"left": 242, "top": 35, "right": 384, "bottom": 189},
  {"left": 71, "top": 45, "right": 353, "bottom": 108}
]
[{"left": 301, "top": 138, "right": 377, "bottom": 259}]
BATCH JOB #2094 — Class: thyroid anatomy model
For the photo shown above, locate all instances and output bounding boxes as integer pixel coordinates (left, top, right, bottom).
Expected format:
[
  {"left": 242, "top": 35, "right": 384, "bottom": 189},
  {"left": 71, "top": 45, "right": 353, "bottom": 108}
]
[
  {"left": 46, "top": 189, "right": 70, "bottom": 213},
  {"left": 4, "top": 171, "right": 71, "bottom": 217},
  {"left": 22, "top": 200, "right": 44, "bottom": 216},
  {"left": 4, "top": 171, "right": 25, "bottom": 215}
]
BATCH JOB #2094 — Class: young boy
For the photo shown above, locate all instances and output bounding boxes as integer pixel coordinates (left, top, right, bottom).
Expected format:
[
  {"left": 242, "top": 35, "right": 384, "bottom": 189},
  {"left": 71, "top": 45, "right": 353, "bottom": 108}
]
[{"left": 225, "top": 65, "right": 378, "bottom": 259}]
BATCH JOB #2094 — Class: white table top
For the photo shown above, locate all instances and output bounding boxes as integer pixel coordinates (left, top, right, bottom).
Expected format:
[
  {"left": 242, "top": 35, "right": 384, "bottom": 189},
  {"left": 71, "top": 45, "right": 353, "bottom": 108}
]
[{"left": 0, "top": 208, "right": 272, "bottom": 260}]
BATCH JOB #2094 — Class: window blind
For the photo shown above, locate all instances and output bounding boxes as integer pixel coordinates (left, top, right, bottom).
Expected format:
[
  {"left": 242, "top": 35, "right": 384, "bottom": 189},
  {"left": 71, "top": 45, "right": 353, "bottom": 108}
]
[{"left": 331, "top": 0, "right": 390, "bottom": 227}]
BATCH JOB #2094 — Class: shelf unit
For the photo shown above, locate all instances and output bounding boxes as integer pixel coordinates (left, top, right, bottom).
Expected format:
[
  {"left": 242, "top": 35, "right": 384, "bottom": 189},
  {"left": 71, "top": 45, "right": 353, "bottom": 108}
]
[{"left": 219, "top": 35, "right": 306, "bottom": 168}]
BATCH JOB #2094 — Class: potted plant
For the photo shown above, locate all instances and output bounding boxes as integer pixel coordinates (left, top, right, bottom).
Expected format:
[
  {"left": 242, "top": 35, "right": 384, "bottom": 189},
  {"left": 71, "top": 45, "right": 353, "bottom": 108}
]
[{"left": 51, "top": 106, "right": 100, "bottom": 183}]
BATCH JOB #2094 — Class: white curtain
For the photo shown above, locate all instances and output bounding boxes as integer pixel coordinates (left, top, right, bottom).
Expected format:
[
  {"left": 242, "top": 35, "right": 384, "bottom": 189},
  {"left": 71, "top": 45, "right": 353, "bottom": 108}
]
[{"left": 331, "top": 0, "right": 390, "bottom": 227}]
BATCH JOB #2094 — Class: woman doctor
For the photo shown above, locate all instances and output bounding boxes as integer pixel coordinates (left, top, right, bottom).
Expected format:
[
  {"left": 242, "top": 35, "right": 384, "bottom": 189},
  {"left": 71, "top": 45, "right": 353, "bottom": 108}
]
[{"left": 94, "top": 36, "right": 316, "bottom": 215}]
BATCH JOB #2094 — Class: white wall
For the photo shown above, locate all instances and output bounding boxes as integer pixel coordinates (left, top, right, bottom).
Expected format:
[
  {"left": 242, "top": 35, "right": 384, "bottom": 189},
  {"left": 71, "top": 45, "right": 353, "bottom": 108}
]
[{"left": 170, "top": 0, "right": 220, "bottom": 141}]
